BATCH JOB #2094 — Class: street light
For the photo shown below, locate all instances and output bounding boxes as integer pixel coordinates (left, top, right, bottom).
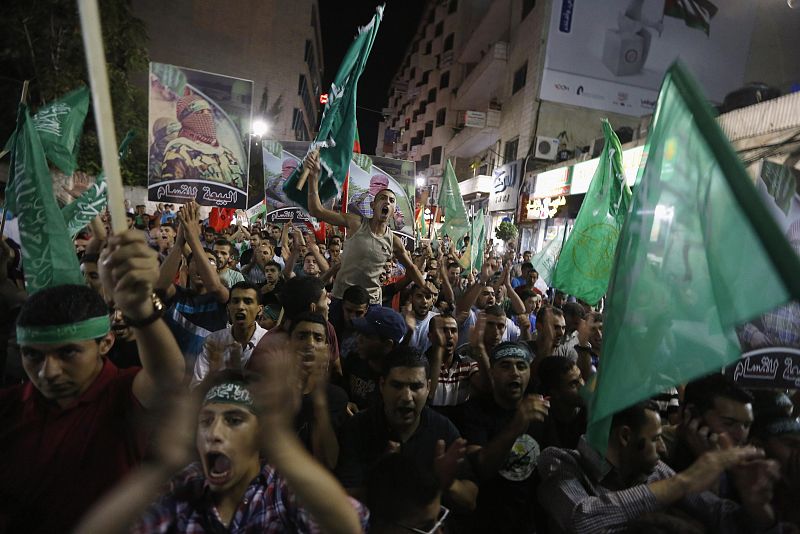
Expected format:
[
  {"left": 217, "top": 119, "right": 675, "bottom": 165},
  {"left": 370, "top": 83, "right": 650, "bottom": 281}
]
[
  {"left": 416, "top": 176, "right": 426, "bottom": 187},
  {"left": 252, "top": 118, "right": 269, "bottom": 137}
]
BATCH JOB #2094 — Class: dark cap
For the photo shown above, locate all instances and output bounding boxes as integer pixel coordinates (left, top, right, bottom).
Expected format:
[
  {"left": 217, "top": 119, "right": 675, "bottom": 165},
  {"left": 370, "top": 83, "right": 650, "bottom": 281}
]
[
  {"left": 352, "top": 306, "right": 407, "bottom": 345},
  {"left": 490, "top": 341, "right": 533, "bottom": 364},
  {"left": 751, "top": 390, "right": 800, "bottom": 438}
]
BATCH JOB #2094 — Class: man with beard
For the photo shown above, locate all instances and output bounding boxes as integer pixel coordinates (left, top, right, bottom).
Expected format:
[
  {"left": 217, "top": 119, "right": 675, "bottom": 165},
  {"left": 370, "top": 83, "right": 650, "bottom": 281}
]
[
  {"left": 336, "top": 347, "right": 478, "bottom": 511},
  {"left": 160, "top": 94, "right": 245, "bottom": 188},
  {"left": 341, "top": 306, "right": 407, "bottom": 412},
  {"left": 461, "top": 341, "right": 550, "bottom": 533},
  {"left": 212, "top": 238, "right": 245, "bottom": 288},
  {"left": 304, "top": 151, "right": 427, "bottom": 307},
  {"left": 190, "top": 282, "right": 267, "bottom": 387},
  {"left": 456, "top": 263, "right": 521, "bottom": 346},
  {"left": 407, "top": 282, "right": 441, "bottom": 353},
  {"left": 148, "top": 117, "right": 180, "bottom": 180},
  {"left": 242, "top": 240, "right": 282, "bottom": 285},
  {"left": 426, "top": 314, "right": 480, "bottom": 430},
  {"left": 537, "top": 357, "right": 587, "bottom": 450},
  {"left": 538, "top": 401, "right": 782, "bottom": 534},
  {"left": 328, "top": 284, "right": 370, "bottom": 359}
]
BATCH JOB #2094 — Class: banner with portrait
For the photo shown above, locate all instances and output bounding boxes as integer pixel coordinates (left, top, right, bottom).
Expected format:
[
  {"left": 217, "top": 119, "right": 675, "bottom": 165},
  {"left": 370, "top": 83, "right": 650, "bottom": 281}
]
[{"left": 147, "top": 62, "right": 252, "bottom": 209}]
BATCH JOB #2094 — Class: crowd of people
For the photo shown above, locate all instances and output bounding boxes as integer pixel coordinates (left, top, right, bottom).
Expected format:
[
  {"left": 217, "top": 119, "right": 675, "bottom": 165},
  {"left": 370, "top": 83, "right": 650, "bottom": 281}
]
[{"left": 0, "top": 152, "right": 798, "bottom": 533}]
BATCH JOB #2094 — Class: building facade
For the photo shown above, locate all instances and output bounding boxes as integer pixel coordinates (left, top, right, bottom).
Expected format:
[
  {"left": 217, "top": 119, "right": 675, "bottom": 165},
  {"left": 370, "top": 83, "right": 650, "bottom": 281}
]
[{"left": 132, "top": 0, "right": 324, "bottom": 142}]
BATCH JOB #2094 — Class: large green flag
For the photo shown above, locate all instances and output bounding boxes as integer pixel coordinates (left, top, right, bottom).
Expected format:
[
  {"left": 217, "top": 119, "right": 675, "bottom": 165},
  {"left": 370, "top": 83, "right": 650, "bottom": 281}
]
[
  {"left": 530, "top": 226, "right": 565, "bottom": 286},
  {"left": 283, "top": 7, "right": 383, "bottom": 209},
  {"left": 585, "top": 63, "right": 800, "bottom": 454},
  {"left": 6, "top": 105, "right": 84, "bottom": 293},
  {"left": 3, "top": 87, "right": 90, "bottom": 175},
  {"left": 458, "top": 209, "right": 486, "bottom": 273},
  {"left": 552, "top": 120, "right": 631, "bottom": 304},
  {"left": 438, "top": 160, "right": 469, "bottom": 247}
]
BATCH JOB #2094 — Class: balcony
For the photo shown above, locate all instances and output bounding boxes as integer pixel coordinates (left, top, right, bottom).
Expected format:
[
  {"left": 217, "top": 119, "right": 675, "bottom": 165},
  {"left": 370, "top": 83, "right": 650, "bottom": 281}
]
[
  {"left": 458, "top": 0, "right": 510, "bottom": 64},
  {"left": 446, "top": 109, "right": 501, "bottom": 158},
  {"left": 453, "top": 42, "right": 508, "bottom": 109}
]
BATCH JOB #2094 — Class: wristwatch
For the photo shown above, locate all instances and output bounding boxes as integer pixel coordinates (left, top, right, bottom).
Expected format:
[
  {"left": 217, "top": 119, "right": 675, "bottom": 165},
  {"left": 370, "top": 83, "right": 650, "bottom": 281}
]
[{"left": 122, "top": 291, "right": 166, "bottom": 328}]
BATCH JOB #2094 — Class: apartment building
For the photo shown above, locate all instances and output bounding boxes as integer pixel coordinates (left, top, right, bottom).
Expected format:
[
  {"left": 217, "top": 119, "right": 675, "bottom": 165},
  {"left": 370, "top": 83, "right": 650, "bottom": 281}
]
[{"left": 133, "top": 0, "right": 324, "bottom": 141}]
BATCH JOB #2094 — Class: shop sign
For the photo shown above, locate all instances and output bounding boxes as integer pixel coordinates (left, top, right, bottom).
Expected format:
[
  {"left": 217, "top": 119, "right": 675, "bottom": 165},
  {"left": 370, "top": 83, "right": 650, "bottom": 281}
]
[
  {"left": 568, "top": 146, "right": 646, "bottom": 195},
  {"left": 526, "top": 195, "right": 566, "bottom": 219},
  {"left": 533, "top": 167, "right": 571, "bottom": 198},
  {"left": 464, "top": 110, "right": 487, "bottom": 128},
  {"left": 489, "top": 160, "right": 522, "bottom": 212}
]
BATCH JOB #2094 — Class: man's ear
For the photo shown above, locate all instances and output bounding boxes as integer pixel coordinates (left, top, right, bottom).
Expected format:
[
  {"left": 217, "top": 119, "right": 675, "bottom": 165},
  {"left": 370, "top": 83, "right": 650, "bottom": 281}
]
[
  {"left": 618, "top": 425, "right": 633, "bottom": 448},
  {"left": 98, "top": 332, "right": 115, "bottom": 355}
]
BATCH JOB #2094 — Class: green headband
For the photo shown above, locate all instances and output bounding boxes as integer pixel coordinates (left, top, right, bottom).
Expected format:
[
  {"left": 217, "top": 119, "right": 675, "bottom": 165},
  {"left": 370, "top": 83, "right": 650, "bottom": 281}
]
[
  {"left": 203, "top": 382, "right": 257, "bottom": 412},
  {"left": 17, "top": 315, "right": 111, "bottom": 345}
]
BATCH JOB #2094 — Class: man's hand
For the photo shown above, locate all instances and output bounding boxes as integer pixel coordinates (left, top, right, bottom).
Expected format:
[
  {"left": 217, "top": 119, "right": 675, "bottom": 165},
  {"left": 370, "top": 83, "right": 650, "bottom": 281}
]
[
  {"left": 516, "top": 313, "right": 531, "bottom": 333},
  {"left": 177, "top": 201, "right": 202, "bottom": 239},
  {"left": 469, "top": 312, "right": 487, "bottom": 350},
  {"left": 429, "top": 315, "right": 446, "bottom": 348},
  {"left": 678, "top": 407, "right": 720, "bottom": 457},
  {"left": 677, "top": 435, "right": 767, "bottom": 496},
  {"left": 433, "top": 438, "right": 467, "bottom": 490},
  {"left": 512, "top": 394, "right": 550, "bottom": 431},
  {"left": 99, "top": 230, "right": 160, "bottom": 321},
  {"left": 204, "top": 337, "right": 226, "bottom": 373},
  {"left": 303, "top": 149, "right": 322, "bottom": 182}
]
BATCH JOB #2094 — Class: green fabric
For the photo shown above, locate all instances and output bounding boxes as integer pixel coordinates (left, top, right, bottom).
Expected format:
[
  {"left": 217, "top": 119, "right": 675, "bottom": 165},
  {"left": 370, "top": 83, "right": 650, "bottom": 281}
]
[
  {"left": 530, "top": 226, "right": 565, "bottom": 287},
  {"left": 283, "top": 7, "right": 383, "bottom": 209},
  {"left": 33, "top": 86, "right": 90, "bottom": 175},
  {"left": 585, "top": 62, "right": 800, "bottom": 455},
  {"left": 552, "top": 120, "right": 631, "bottom": 304},
  {"left": 203, "top": 382, "right": 257, "bottom": 413},
  {"left": 458, "top": 210, "right": 486, "bottom": 273},
  {"left": 17, "top": 315, "right": 110, "bottom": 345},
  {"left": 438, "top": 160, "right": 469, "bottom": 248},
  {"left": 61, "top": 130, "right": 135, "bottom": 239},
  {"left": 6, "top": 105, "right": 84, "bottom": 293}
]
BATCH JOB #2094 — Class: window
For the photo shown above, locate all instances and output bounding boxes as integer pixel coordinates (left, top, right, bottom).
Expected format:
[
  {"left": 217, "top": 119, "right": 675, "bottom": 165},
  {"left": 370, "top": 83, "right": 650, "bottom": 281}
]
[
  {"left": 435, "top": 21, "right": 444, "bottom": 37},
  {"left": 522, "top": 0, "right": 536, "bottom": 20},
  {"left": 504, "top": 137, "right": 519, "bottom": 163},
  {"left": 448, "top": 0, "right": 458, "bottom": 14},
  {"left": 425, "top": 121, "right": 433, "bottom": 137},
  {"left": 422, "top": 71, "right": 430, "bottom": 84},
  {"left": 427, "top": 88, "right": 437, "bottom": 103},
  {"left": 427, "top": 9, "right": 435, "bottom": 23},
  {"left": 297, "top": 75, "right": 315, "bottom": 125},
  {"left": 435, "top": 108, "right": 446, "bottom": 126},
  {"left": 412, "top": 40, "right": 419, "bottom": 53},
  {"left": 292, "top": 109, "right": 309, "bottom": 141},
  {"left": 402, "top": 143, "right": 408, "bottom": 152},
  {"left": 431, "top": 146, "right": 443, "bottom": 165},
  {"left": 425, "top": 41, "right": 432, "bottom": 55},
  {"left": 439, "top": 71, "right": 450, "bottom": 89},
  {"left": 410, "top": 67, "right": 416, "bottom": 80},
  {"left": 512, "top": 62, "right": 528, "bottom": 94},
  {"left": 443, "top": 33, "right": 454, "bottom": 52},
  {"left": 419, "top": 154, "right": 430, "bottom": 171}
]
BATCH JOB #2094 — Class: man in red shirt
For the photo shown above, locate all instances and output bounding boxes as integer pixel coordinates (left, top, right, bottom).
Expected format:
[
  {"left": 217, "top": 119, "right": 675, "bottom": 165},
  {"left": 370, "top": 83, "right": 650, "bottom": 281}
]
[{"left": 0, "top": 230, "right": 185, "bottom": 533}]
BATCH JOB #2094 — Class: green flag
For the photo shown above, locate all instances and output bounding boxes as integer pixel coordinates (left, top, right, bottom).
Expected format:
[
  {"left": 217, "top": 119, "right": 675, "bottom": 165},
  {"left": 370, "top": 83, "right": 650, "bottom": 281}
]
[
  {"left": 283, "top": 6, "right": 383, "bottom": 209},
  {"left": 438, "top": 160, "right": 469, "bottom": 247},
  {"left": 585, "top": 63, "right": 800, "bottom": 454},
  {"left": 61, "top": 130, "right": 136, "bottom": 239},
  {"left": 530, "top": 226, "right": 565, "bottom": 286},
  {"left": 459, "top": 209, "right": 486, "bottom": 273},
  {"left": 552, "top": 120, "right": 631, "bottom": 304},
  {"left": 3, "top": 87, "right": 90, "bottom": 175},
  {"left": 6, "top": 105, "right": 84, "bottom": 293}
]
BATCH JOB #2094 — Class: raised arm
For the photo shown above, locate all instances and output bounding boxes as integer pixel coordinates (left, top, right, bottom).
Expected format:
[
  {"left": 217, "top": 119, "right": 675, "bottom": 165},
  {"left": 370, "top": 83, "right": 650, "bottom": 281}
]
[
  {"left": 467, "top": 312, "right": 492, "bottom": 394},
  {"left": 456, "top": 263, "right": 491, "bottom": 326},
  {"left": 306, "top": 150, "right": 361, "bottom": 232},
  {"left": 283, "top": 229, "right": 303, "bottom": 279},
  {"left": 306, "top": 232, "right": 330, "bottom": 273},
  {"left": 156, "top": 225, "right": 185, "bottom": 301},
  {"left": 393, "top": 236, "right": 427, "bottom": 289},
  {"left": 179, "top": 201, "right": 229, "bottom": 303},
  {"left": 503, "top": 262, "right": 525, "bottom": 315},
  {"left": 99, "top": 231, "right": 185, "bottom": 408}
]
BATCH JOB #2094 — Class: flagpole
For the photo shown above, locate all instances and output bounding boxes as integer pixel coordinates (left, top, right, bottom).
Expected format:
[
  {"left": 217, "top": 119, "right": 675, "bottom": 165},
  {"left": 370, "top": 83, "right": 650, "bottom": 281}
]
[
  {"left": 1, "top": 80, "right": 30, "bottom": 239},
  {"left": 77, "top": 0, "right": 126, "bottom": 234}
]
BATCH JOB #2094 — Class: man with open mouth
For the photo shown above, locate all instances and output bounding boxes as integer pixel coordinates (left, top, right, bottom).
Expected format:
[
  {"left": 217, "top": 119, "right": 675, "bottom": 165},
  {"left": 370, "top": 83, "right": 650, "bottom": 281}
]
[
  {"left": 303, "top": 150, "right": 427, "bottom": 313},
  {"left": 190, "top": 281, "right": 267, "bottom": 387}
]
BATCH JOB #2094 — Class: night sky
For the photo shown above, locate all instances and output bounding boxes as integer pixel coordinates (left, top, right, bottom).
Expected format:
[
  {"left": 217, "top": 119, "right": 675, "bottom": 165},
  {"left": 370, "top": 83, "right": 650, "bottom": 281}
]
[{"left": 318, "top": 0, "right": 425, "bottom": 155}]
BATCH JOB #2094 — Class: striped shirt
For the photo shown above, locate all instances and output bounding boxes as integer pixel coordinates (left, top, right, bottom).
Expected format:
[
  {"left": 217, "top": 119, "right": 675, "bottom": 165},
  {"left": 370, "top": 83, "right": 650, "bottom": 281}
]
[
  {"left": 430, "top": 349, "right": 478, "bottom": 407},
  {"left": 537, "top": 437, "right": 767, "bottom": 534}
]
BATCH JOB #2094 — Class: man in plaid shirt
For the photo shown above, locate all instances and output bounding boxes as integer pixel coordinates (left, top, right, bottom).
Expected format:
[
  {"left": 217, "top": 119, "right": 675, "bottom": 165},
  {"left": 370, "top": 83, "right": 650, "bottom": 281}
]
[{"left": 537, "top": 400, "right": 783, "bottom": 533}]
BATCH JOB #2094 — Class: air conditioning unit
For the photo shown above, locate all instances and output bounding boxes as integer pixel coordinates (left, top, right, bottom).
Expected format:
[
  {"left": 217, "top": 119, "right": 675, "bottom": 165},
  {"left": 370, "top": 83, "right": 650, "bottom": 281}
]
[{"left": 534, "top": 136, "right": 560, "bottom": 161}]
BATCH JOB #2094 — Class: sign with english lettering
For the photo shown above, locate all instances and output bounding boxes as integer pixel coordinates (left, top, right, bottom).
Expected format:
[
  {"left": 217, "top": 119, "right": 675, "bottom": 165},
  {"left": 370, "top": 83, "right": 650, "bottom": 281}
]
[{"left": 724, "top": 348, "right": 800, "bottom": 389}]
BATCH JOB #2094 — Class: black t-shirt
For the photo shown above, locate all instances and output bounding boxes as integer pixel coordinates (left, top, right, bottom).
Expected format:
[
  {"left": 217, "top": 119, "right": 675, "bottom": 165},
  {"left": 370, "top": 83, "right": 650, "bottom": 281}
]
[
  {"left": 106, "top": 338, "right": 141, "bottom": 369},
  {"left": 336, "top": 405, "right": 463, "bottom": 489},
  {"left": 539, "top": 407, "right": 587, "bottom": 451},
  {"left": 461, "top": 395, "right": 545, "bottom": 534},
  {"left": 294, "top": 384, "right": 349, "bottom": 452},
  {"left": 341, "top": 354, "right": 382, "bottom": 411}
]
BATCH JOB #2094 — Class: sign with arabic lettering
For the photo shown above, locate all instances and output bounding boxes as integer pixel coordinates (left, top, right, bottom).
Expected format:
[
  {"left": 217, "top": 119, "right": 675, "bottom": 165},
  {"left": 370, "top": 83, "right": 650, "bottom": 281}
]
[
  {"left": 147, "top": 62, "right": 252, "bottom": 209},
  {"left": 527, "top": 195, "right": 567, "bottom": 220},
  {"left": 725, "top": 348, "right": 800, "bottom": 389}
]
